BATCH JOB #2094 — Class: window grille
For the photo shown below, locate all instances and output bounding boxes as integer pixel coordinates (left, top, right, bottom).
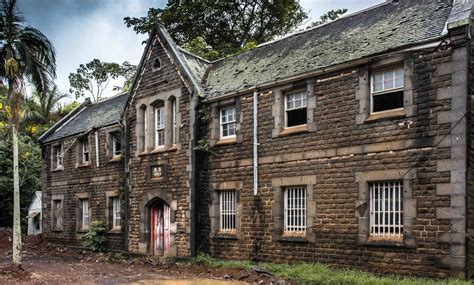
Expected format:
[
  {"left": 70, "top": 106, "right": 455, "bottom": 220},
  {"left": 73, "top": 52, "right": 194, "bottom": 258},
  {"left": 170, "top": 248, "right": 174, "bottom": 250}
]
[
  {"left": 285, "top": 91, "right": 307, "bottom": 127},
  {"left": 219, "top": 190, "right": 236, "bottom": 232},
  {"left": 112, "top": 197, "right": 121, "bottom": 228},
  {"left": 371, "top": 68, "right": 404, "bottom": 113},
  {"left": 81, "top": 199, "right": 90, "bottom": 229},
  {"left": 369, "top": 181, "right": 403, "bottom": 237},
  {"left": 220, "top": 107, "right": 236, "bottom": 138},
  {"left": 284, "top": 187, "right": 307, "bottom": 233},
  {"left": 155, "top": 106, "right": 165, "bottom": 146}
]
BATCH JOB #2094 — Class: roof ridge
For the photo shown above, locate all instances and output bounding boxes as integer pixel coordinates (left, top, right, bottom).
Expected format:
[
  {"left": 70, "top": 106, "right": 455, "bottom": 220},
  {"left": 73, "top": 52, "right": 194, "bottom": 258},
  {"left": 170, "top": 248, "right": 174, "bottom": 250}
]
[{"left": 92, "top": 91, "right": 128, "bottom": 105}]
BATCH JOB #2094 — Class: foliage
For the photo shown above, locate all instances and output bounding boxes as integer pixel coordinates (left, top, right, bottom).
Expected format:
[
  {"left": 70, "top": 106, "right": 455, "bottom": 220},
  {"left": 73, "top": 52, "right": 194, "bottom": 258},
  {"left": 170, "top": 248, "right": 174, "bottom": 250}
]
[
  {"left": 124, "top": 0, "right": 308, "bottom": 60},
  {"left": 0, "top": 131, "right": 41, "bottom": 230},
  {"left": 307, "top": 9, "right": 348, "bottom": 29},
  {"left": 196, "top": 253, "right": 469, "bottom": 285},
  {"left": 82, "top": 221, "right": 108, "bottom": 252},
  {"left": 68, "top": 59, "right": 137, "bottom": 102},
  {"left": 22, "top": 85, "right": 68, "bottom": 138}
]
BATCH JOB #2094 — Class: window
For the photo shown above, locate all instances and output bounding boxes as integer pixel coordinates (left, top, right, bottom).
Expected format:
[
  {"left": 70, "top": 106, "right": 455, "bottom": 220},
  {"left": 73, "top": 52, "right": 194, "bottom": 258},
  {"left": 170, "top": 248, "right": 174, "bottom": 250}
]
[
  {"left": 80, "top": 199, "right": 90, "bottom": 229},
  {"left": 369, "top": 181, "right": 403, "bottom": 237},
  {"left": 112, "top": 132, "right": 122, "bottom": 157},
  {"left": 284, "top": 187, "right": 307, "bottom": 233},
  {"left": 285, "top": 91, "right": 307, "bottom": 127},
  {"left": 82, "top": 140, "right": 90, "bottom": 163},
  {"left": 52, "top": 144, "right": 63, "bottom": 169},
  {"left": 152, "top": 57, "right": 162, "bottom": 71},
  {"left": 138, "top": 105, "right": 147, "bottom": 152},
  {"left": 171, "top": 99, "right": 177, "bottom": 144},
  {"left": 155, "top": 106, "right": 165, "bottom": 146},
  {"left": 112, "top": 197, "right": 121, "bottom": 229},
  {"left": 220, "top": 107, "right": 236, "bottom": 138},
  {"left": 219, "top": 190, "right": 236, "bottom": 232},
  {"left": 52, "top": 199, "right": 63, "bottom": 230},
  {"left": 371, "top": 68, "right": 404, "bottom": 113}
]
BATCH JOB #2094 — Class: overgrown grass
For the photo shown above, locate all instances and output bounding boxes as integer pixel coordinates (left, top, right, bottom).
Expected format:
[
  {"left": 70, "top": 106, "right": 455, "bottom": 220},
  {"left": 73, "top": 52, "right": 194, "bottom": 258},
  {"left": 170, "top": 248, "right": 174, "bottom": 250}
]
[{"left": 196, "top": 253, "right": 470, "bottom": 285}]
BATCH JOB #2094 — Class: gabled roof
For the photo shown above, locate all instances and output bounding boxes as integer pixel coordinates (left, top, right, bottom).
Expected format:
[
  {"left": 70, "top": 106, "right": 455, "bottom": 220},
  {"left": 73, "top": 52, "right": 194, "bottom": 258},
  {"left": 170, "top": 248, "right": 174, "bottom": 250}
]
[
  {"left": 198, "top": 0, "right": 457, "bottom": 99},
  {"left": 39, "top": 92, "right": 129, "bottom": 143}
]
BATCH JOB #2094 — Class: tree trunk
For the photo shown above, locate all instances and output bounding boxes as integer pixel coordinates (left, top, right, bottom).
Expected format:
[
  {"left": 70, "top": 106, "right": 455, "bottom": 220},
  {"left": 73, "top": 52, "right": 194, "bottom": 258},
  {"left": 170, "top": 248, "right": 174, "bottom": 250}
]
[{"left": 12, "top": 123, "right": 22, "bottom": 267}]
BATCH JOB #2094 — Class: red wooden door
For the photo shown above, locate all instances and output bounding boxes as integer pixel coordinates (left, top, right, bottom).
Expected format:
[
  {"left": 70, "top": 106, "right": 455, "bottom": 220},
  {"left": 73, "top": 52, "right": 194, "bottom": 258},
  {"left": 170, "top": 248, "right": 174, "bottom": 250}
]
[{"left": 150, "top": 202, "right": 170, "bottom": 255}]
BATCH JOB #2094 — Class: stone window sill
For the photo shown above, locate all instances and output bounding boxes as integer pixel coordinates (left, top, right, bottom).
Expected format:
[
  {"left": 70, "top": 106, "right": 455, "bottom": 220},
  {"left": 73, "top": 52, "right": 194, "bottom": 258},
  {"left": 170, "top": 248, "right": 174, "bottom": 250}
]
[
  {"left": 76, "top": 162, "right": 91, "bottom": 168},
  {"left": 139, "top": 145, "right": 177, "bottom": 156},
  {"left": 108, "top": 155, "right": 123, "bottom": 163},
  {"left": 278, "top": 124, "right": 308, "bottom": 137},
  {"left": 365, "top": 108, "right": 406, "bottom": 123},
  {"left": 365, "top": 236, "right": 405, "bottom": 248},
  {"left": 108, "top": 228, "right": 122, "bottom": 234},
  {"left": 216, "top": 137, "right": 237, "bottom": 146},
  {"left": 52, "top": 166, "right": 64, "bottom": 172}
]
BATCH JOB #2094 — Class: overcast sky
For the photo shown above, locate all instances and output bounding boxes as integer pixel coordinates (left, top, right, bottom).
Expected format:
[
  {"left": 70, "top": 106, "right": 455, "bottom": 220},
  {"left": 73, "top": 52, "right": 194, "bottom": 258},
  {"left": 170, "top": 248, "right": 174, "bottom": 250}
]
[{"left": 18, "top": 0, "right": 383, "bottom": 101}]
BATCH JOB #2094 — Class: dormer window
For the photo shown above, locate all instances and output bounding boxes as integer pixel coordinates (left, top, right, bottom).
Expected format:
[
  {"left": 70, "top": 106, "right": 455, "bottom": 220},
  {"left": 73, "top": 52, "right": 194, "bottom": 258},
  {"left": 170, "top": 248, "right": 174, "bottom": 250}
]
[
  {"left": 371, "top": 68, "right": 404, "bottom": 113},
  {"left": 285, "top": 90, "right": 307, "bottom": 127}
]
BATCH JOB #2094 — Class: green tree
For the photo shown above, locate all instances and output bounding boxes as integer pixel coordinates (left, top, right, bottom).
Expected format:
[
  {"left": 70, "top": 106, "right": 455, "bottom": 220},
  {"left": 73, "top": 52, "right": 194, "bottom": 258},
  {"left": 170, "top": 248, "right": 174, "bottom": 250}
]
[
  {"left": 68, "top": 59, "right": 137, "bottom": 102},
  {"left": 22, "top": 85, "right": 68, "bottom": 138},
  {"left": 307, "top": 9, "right": 348, "bottom": 29},
  {"left": 124, "top": 0, "right": 308, "bottom": 60},
  {"left": 0, "top": 0, "right": 56, "bottom": 267}
]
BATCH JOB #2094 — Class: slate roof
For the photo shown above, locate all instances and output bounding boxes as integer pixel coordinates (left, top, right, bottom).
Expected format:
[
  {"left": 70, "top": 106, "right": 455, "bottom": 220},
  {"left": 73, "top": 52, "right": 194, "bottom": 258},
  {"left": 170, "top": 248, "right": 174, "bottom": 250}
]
[
  {"left": 41, "top": 92, "right": 129, "bottom": 143},
  {"left": 203, "top": 0, "right": 455, "bottom": 99},
  {"left": 179, "top": 48, "right": 210, "bottom": 89}
]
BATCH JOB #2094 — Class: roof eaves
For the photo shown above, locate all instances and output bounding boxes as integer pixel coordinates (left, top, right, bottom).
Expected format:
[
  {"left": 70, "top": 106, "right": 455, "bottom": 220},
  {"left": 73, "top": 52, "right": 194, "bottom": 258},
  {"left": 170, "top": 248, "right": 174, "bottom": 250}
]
[{"left": 37, "top": 98, "right": 91, "bottom": 143}]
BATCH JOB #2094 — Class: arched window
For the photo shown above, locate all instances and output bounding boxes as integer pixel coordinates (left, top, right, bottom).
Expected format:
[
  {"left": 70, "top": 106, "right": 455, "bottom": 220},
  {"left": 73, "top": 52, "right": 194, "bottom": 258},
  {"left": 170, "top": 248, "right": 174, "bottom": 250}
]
[{"left": 138, "top": 104, "right": 147, "bottom": 152}]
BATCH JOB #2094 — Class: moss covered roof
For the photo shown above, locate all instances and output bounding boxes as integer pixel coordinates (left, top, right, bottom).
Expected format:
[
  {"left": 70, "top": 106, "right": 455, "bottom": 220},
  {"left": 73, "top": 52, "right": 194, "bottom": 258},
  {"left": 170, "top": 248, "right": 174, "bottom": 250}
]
[
  {"left": 203, "top": 0, "right": 455, "bottom": 99},
  {"left": 42, "top": 92, "right": 129, "bottom": 143}
]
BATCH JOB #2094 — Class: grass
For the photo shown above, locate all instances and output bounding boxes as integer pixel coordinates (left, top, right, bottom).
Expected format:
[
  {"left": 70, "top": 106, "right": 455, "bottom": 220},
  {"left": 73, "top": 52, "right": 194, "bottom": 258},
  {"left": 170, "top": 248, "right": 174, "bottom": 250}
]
[{"left": 196, "top": 253, "right": 470, "bottom": 285}]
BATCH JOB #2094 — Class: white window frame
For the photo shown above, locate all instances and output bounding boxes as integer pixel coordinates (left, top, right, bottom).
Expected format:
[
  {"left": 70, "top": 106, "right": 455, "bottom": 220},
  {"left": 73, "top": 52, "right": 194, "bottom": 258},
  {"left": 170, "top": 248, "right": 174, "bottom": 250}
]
[
  {"left": 54, "top": 144, "right": 63, "bottom": 169},
  {"left": 172, "top": 99, "right": 177, "bottom": 144},
  {"left": 284, "top": 91, "right": 308, "bottom": 127},
  {"left": 112, "top": 133, "right": 122, "bottom": 157},
  {"left": 369, "top": 181, "right": 403, "bottom": 237},
  {"left": 81, "top": 199, "right": 90, "bottom": 229},
  {"left": 112, "top": 197, "right": 121, "bottom": 229},
  {"left": 82, "top": 140, "right": 90, "bottom": 163},
  {"left": 155, "top": 105, "right": 165, "bottom": 147},
  {"left": 219, "top": 190, "right": 236, "bottom": 232},
  {"left": 370, "top": 67, "right": 404, "bottom": 114},
  {"left": 220, "top": 106, "right": 236, "bottom": 139},
  {"left": 284, "top": 186, "right": 307, "bottom": 233}
]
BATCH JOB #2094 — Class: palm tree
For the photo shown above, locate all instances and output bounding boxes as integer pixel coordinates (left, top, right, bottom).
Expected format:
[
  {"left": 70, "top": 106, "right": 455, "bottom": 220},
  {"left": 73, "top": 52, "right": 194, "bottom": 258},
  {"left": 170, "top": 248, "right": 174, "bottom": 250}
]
[
  {"left": 22, "top": 86, "right": 67, "bottom": 137},
  {"left": 0, "top": 0, "right": 56, "bottom": 267}
]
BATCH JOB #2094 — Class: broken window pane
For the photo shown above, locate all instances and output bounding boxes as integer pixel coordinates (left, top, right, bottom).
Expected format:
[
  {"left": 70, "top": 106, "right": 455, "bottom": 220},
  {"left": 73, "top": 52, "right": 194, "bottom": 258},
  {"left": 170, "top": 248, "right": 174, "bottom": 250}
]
[{"left": 287, "top": 108, "right": 307, "bottom": 127}]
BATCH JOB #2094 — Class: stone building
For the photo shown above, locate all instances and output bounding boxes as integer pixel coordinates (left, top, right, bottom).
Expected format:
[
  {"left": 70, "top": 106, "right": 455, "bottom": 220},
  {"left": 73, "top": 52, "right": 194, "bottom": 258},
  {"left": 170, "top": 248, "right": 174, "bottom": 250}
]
[{"left": 39, "top": 0, "right": 474, "bottom": 279}]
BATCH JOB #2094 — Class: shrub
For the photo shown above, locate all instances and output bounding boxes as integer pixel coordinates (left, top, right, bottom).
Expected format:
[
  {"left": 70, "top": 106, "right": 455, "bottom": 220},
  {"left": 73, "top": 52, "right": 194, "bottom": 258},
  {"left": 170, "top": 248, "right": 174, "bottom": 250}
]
[{"left": 82, "top": 221, "right": 107, "bottom": 252}]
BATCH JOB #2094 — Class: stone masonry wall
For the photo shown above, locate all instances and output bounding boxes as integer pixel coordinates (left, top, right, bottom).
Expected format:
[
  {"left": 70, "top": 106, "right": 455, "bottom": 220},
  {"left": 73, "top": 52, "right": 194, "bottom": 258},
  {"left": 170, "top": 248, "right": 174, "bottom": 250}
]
[
  {"left": 198, "top": 42, "right": 469, "bottom": 278},
  {"left": 42, "top": 128, "right": 125, "bottom": 250},
  {"left": 126, "top": 35, "right": 193, "bottom": 257}
]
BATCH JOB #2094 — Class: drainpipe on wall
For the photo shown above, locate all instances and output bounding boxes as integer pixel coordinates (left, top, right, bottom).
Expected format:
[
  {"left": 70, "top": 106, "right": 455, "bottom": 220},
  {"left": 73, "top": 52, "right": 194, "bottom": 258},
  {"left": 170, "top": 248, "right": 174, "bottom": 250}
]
[
  {"left": 123, "top": 120, "right": 131, "bottom": 252},
  {"left": 253, "top": 89, "right": 259, "bottom": 196}
]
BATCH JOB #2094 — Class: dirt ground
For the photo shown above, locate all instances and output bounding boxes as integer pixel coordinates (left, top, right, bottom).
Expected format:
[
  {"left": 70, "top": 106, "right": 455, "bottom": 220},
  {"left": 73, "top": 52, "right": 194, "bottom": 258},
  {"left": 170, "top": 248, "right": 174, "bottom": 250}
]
[{"left": 0, "top": 228, "right": 281, "bottom": 284}]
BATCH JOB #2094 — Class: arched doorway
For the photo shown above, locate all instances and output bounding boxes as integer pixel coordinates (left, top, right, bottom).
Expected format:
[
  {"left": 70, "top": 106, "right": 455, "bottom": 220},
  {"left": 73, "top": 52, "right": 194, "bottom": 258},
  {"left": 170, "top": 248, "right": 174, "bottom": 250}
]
[{"left": 149, "top": 199, "right": 170, "bottom": 256}]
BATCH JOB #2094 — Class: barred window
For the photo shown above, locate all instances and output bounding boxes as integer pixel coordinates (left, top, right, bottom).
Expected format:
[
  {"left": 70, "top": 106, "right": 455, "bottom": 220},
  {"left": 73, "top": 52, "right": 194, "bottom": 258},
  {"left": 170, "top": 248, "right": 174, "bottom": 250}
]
[
  {"left": 220, "top": 107, "right": 236, "bottom": 138},
  {"left": 369, "top": 181, "right": 403, "bottom": 237},
  {"left": 219, "top": 190, "right": 236, "bottom": 232},
  {"left": 112, "top": 197, "right": 121, "bottom": 229},
  {"left": 155, "top": 105, "right": 165, "bottom": 146},
  {"left": 284, "top": 187, "right": 307, "bottom": 233}
]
